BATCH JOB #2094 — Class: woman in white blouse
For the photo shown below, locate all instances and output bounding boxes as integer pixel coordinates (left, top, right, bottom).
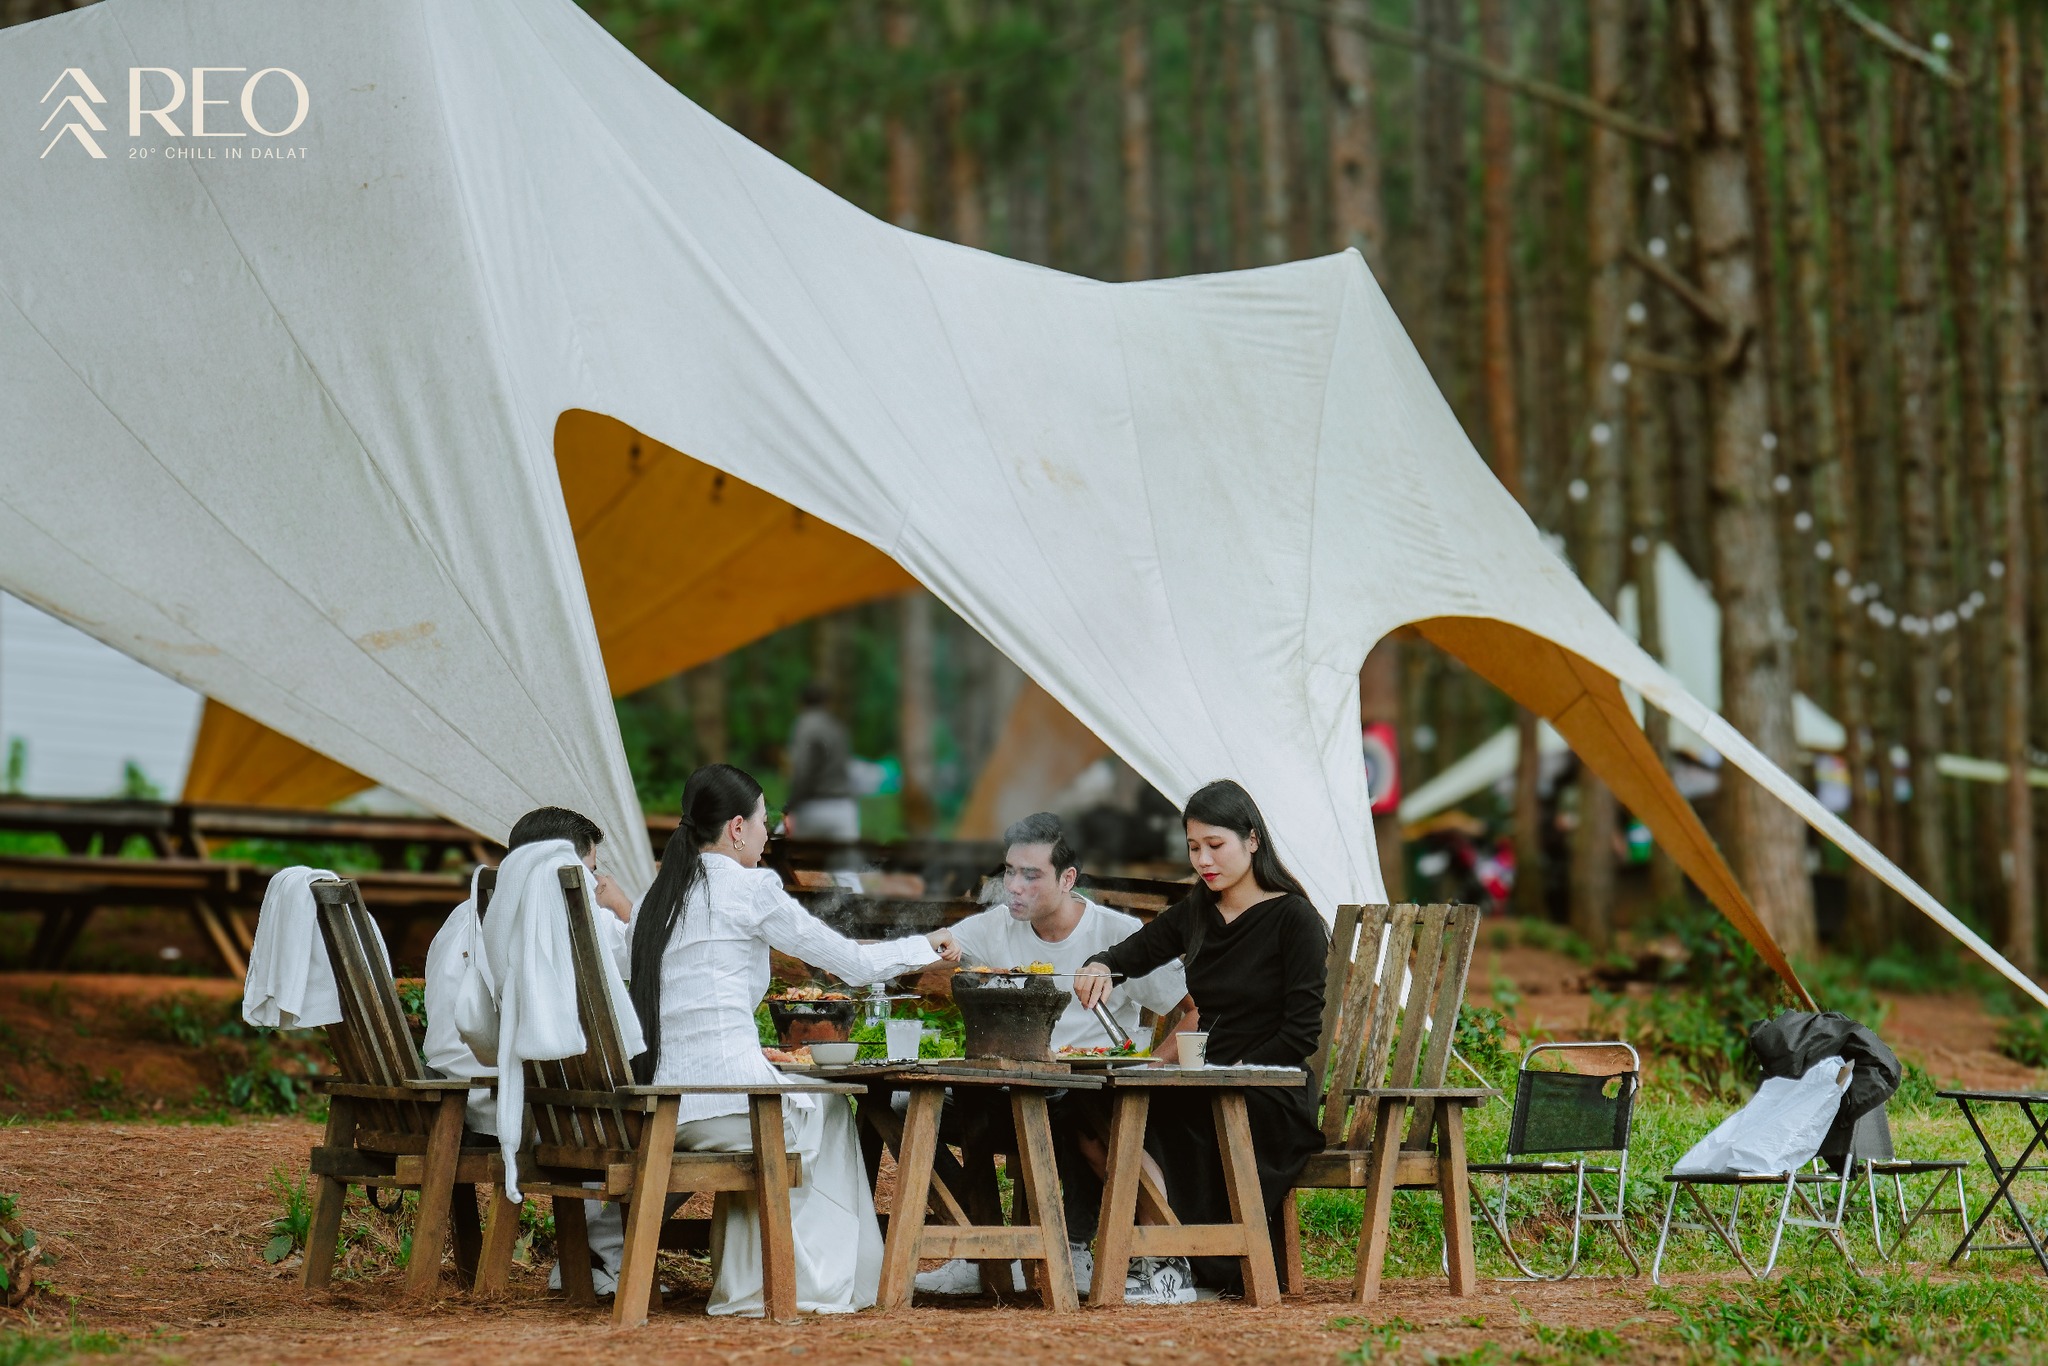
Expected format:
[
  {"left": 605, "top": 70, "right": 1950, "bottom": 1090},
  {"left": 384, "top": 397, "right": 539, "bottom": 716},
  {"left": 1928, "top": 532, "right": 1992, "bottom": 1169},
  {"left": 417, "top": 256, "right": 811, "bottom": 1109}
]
[{"left": 627, "top": 763, "right": 959, "bottom": 1315}]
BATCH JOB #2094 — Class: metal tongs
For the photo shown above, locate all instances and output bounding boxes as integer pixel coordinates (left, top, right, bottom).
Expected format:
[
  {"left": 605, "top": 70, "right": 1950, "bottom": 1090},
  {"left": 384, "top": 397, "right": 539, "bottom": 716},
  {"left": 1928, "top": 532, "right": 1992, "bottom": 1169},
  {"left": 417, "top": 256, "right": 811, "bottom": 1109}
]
[{"left": 1088, "top": 997, "right": 1134, "bottom": 1052}]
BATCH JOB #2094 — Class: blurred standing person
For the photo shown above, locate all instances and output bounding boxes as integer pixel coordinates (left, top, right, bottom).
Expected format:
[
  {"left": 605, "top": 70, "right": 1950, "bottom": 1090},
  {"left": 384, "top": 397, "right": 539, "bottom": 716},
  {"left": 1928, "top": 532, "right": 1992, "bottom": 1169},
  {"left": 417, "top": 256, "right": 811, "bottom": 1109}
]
[{"left": 786, "top": 682, "right": 858, "bottom": 841}]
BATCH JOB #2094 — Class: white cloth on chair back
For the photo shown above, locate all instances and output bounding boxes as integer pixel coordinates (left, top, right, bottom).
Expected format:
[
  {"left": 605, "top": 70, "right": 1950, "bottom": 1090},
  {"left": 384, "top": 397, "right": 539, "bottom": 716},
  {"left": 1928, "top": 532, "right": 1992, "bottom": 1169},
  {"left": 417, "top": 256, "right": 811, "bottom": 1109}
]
[
  {"left": 1672, "top": 1055, "right": 1851, "bottom": 1175},
  {"left": 241, "top": 865, "right": 348, "bottom": 1029},
  {"left": 480, "top": 839, "right": 646, "bottom": 1199}
]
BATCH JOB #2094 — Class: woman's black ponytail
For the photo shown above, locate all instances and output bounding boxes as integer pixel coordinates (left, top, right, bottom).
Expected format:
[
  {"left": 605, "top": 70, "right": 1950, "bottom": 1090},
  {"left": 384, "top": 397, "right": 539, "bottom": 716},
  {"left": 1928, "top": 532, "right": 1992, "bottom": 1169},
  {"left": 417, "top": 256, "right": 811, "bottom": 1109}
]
[{"left": 628, "top": 763, "right": 764, "bottom": 1082}]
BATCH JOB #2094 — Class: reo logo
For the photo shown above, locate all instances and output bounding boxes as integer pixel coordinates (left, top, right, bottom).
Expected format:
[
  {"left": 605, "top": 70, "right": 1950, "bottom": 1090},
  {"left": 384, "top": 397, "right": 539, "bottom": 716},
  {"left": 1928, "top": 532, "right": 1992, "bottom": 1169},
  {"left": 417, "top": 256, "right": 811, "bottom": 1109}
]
[{"left": 40, "top": 65, "right": 309, "bottom": 159}]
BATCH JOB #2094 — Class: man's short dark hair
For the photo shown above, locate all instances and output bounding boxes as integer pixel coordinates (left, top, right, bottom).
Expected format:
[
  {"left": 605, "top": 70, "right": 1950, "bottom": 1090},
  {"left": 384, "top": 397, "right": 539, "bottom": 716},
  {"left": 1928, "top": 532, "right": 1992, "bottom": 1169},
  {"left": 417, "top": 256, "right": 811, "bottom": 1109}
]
[
  {"left": 800, "top": 681, "right": 831, "bottom": 708},
  {"left": 507, "top": 806, "right": 604, "bottom": 858},
  {"left": 1003, "top": 811, "right": 1079, "bottom": 878}
]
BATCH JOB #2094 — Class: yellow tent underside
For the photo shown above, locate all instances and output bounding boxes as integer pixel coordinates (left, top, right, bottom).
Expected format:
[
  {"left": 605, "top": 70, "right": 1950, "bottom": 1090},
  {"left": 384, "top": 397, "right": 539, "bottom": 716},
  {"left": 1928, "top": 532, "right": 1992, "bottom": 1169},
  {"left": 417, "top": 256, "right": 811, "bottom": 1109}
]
[{"left": 182, "top": 414, "right": 1808, "bottom": 1004}]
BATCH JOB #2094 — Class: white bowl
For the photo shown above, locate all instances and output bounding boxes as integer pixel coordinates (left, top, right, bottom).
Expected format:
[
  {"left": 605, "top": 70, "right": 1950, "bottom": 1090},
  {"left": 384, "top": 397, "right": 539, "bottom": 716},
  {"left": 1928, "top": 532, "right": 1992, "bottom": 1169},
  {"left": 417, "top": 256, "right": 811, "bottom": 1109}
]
[{"left": 809, "top": 1042, "right": 860, "bottom": 1065}]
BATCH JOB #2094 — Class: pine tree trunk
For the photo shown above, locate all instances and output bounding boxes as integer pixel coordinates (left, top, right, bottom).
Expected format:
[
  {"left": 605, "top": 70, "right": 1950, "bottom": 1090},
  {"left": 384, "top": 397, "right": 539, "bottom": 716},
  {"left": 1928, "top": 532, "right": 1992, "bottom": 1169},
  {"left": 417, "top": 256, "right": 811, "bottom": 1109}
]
[
  {"left": 1222, "top": 5, "right": 1253, "bottom": 269},
  {"left": 2023, "top": 15, "right": 2048, "bottom": 918},
  {"left": 1413, "top": 0, "right": 1471, "bottom": 415},
  {"left": 1815, "top": 7, "right": 1886, "bottom": 949},
  {"left": 1679, "top": 0, "right": 1816, "bottom": 960},
  {"left": 1887, "top": 19, "right": 1951, "bottom": 909},
  {"left": 1996, "top": 11, "right": 2037, "bottom": 972},
  {"left": 1277, "top": 7, "right": 1313, "bottom": 261},
  {"left": 1936, "top": 49, "right": 1999, "bottom": 934},
  {"left": 1477, "top": 0, "right": 1520, "bottom": 496},
  {"left": 1252, "top": 4, "right": 1289, "bottom": 265},
  {"left": 1120, "top": 0, "right": 1155, "bottom": 280},
  {"left": 1513, "top": 0, "right": 1571, "bottom": 922},
  {"left": 1772, "top": 0, "right": 1831, "bottom": 705},
  {"left": 898, "top": 592, "right": 937, "bottom": 835},
  {"left": 1188, "top": 5, "right": 1219, "bottom": 273},
  {"left": 1570, "top": 0, "right": 1634, "bottom": 952},
  {"left": 686, "top": 662, "right": 727, "bottom": 766},
  {"left": 1360, "top": 642, "right": 1405, "bottom": 901},
  {"left": 1325, "top": 0, "right": 1385, "bottom": 270}
]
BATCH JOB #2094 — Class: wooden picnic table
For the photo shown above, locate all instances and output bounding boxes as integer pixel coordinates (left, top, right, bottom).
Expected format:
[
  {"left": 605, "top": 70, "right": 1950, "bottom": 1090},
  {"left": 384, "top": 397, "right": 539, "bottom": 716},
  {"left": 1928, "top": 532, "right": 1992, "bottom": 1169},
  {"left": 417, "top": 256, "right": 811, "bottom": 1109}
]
[
  {"left": 1088, "top": 1063, "right": 1305, "bottom": 1307},
  {"left": 802, "top": 1060, "right": 1105, "bottom": 1312}
]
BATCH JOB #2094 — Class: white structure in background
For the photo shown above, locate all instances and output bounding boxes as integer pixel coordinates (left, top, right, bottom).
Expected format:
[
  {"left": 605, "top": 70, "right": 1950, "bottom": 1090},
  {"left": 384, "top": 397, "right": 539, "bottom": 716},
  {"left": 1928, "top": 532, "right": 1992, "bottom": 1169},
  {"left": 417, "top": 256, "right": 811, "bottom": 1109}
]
[
  {"left": 1400, "top": 544, "right": 1844, "bottom": 825},
  {"left": 0, "top": 592, "right": 203, "bottom": 798}
]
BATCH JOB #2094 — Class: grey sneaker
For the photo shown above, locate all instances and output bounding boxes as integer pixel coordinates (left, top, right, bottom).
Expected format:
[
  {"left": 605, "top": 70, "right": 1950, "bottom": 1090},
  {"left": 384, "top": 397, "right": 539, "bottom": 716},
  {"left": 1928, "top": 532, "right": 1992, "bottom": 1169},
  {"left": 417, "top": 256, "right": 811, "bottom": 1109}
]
[
  {"left": 1069, "top": 1242, "right": 1095, "bottom": 1296},
  {"left": 1124, "top": 1255, "right": 1197, "bottom": 1305}
]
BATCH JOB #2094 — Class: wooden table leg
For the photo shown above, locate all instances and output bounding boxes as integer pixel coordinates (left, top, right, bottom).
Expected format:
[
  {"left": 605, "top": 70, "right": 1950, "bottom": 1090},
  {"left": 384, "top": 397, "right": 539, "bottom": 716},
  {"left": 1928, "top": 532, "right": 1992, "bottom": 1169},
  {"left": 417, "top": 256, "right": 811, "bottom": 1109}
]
[
  {"left": 749, "top": 1093, "right": 798, "bottom": 1322},
  {"left": 877, "top": 1085, "right": 943, "bottom": 1311},
  {"left": 961, "top": 1139, "right": 1012, "bottom": 1298},
  {"left": 1437, "top": 1102, "right": 1476, "bottom": 1295},
  {"left": 405, "top": 1091, "right": 467, "bottom": 1299},
  {"left": 1011, "top": 1090, "right": 1078, "bottom": 1313},
  {"left": 1090, "top": 1089, "right": 1150, "bottom": 1307},
  {"left": 612, "top": 1096, "right": 679, "bottom": 1329},
  {"left": 1352, "top": 1097, "right": 1407, "bottom": 1303},
  {"left": 555, "top": 1194, "right": 597, "bottom": 1307},
  {"left": 1214, "top": 1092, "right": 1281, "bottom": 1307}
]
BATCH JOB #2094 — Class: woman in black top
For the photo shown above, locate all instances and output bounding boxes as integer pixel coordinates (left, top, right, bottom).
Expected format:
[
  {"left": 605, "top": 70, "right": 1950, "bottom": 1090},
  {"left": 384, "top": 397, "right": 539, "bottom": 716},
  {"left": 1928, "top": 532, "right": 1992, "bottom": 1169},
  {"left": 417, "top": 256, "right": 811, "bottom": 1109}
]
[{"left": 1075, "top": 779, "right": 1327, "bottom": 1294}]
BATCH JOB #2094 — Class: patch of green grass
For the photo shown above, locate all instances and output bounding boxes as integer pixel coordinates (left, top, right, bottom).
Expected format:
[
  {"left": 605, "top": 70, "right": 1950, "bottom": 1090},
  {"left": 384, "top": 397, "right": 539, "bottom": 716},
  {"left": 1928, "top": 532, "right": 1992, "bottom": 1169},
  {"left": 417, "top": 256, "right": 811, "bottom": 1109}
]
[
  {"left": 1651, "top": 1266, "right": 2048, "bottom": 1363},
  {"left": 0, "top": 1327, "right": 123, "bottom": 1366}
]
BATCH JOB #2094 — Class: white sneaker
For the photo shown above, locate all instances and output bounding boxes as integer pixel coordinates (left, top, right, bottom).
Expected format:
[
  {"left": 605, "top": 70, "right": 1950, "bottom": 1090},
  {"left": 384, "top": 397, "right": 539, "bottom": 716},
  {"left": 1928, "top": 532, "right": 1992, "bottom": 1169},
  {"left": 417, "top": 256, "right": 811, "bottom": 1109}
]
[
  {"left": 914, "top": 1257, "right": 1026, "bottom": 1294},
  {"left": 1069, "top": 1242, "right": 1095, "bottom": 1295},
  {"left": 1124, "top": 1256, "right": 1197, "bottom": 1305},
  {"left": 546, "top": 1259, "right": 621, "bottom": 1297}
]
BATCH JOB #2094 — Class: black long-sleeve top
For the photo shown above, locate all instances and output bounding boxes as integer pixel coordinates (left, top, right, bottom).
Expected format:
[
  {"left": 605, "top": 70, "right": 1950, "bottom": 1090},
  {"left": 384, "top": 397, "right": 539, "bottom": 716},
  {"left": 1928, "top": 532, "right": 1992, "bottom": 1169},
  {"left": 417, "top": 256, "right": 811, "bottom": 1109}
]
[
  {"left": 1085, "top": 890, "right": 1327, "bottom": 1071},
  {"left": 1086, "top": 890, "right": 1329, "bottom": 1229}
]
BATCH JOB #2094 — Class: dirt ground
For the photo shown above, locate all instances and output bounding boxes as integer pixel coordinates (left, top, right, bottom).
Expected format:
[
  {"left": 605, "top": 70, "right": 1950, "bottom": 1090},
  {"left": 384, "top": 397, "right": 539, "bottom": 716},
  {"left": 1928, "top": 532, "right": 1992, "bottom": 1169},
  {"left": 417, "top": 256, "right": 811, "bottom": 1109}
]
[
  {"left": 0, "top": 942, "right": 2038, "bottom": 1362},
  {"left": 2, "top": 1117, "right": 1686, "bottom": 1365}
]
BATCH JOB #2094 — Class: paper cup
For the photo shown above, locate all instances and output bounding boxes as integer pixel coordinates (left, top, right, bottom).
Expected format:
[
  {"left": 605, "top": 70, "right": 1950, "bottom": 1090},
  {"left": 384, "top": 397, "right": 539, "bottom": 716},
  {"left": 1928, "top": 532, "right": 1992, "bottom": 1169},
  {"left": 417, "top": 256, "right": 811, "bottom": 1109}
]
[
  {"left": 1178, "top": 1031, "right": 1209, "bottom": 1069},
  {"left": 885, "top": 1018, "right": 925, "bottom": 1062}
]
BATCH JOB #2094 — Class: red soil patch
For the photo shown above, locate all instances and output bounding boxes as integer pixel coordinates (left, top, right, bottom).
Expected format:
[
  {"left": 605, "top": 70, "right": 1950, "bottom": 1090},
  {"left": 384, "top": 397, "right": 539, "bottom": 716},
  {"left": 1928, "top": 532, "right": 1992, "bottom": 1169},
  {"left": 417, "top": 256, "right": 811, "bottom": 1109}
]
[{"left": 0, "top": 1119, "right": 1682, "bottom": 1364}]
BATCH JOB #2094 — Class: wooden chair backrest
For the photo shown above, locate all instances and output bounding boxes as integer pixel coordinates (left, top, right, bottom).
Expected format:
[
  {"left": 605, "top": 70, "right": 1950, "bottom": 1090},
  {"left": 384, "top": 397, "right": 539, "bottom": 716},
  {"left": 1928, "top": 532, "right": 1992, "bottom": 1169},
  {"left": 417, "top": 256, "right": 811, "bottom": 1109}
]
[
  {"left": 310, "top": 877, "right": 433, "bottom": 1144},
  {"left": 1310, "top": 903, "right": 1481, "bottom": 1150},
  {"left": 521, "top": 865, "right": 643, "bottom": 1161}
]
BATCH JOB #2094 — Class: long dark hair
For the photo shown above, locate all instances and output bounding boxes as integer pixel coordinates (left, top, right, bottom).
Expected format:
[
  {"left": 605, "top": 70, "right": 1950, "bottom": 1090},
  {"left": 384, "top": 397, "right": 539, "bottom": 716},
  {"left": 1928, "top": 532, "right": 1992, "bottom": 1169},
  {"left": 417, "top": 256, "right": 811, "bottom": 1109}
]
[
  {"left": 1181, "top": 778, "right": 1309, "bottom": 914},
  {"left": 629, "top": 763, "right": 764, "bottom": 1081}
]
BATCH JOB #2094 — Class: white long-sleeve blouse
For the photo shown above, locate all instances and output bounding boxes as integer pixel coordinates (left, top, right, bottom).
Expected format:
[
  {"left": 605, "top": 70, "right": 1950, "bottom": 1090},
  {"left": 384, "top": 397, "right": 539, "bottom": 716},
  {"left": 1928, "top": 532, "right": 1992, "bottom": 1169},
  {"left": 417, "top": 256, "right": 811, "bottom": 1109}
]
[{"left": 645, "top": 851, "right": 938, "bottom": 1125}]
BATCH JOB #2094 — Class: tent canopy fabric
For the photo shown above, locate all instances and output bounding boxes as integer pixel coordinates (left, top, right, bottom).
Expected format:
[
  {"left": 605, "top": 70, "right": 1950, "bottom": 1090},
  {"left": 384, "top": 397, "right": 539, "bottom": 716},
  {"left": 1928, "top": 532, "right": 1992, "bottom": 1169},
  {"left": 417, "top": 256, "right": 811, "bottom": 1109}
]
[
  {"left": 3, "top": 0, "right": 2036, "bottom": 1008},
  {"left": 181, "top": 408, "right": 918, "bottom": 808}
]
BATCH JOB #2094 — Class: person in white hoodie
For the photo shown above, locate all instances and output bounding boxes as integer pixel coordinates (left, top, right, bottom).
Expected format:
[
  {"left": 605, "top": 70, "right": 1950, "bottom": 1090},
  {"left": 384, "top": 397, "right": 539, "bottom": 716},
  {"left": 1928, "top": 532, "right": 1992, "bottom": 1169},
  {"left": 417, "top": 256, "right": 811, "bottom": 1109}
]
[
  {"left": 628, "top": 762, "right": 961, "bottom": 1315},
  {"left": 422, "top": 805, "right": 635, "bottom": 1293}
]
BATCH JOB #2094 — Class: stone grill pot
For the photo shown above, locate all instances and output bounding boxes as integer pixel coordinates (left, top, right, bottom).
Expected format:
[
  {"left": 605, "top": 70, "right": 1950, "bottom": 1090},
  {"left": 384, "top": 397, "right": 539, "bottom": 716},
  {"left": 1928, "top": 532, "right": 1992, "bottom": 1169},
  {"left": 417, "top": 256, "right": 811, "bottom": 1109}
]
[{"left": 951, "top": 971, "right": 1067, "bottom": 1061}]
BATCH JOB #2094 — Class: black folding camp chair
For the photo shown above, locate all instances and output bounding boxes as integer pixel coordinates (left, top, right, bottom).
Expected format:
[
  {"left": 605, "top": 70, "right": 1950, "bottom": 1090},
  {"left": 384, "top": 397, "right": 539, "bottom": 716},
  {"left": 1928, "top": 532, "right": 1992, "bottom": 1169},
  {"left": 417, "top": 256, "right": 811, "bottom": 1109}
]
[{"left": 1468, "top": 1041, "right": 1641, "bottom": 1279}]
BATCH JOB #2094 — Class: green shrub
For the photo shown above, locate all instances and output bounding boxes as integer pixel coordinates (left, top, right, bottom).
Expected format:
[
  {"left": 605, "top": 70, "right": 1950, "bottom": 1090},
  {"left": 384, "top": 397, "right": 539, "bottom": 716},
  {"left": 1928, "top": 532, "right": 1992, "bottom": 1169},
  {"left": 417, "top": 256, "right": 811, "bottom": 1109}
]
[
  {"left": 263, "top": 1168, "right": 312, "bottom": 1264},
  {"left": 1997, "top": 1012, "right": 2048, "bottom": 1069}
]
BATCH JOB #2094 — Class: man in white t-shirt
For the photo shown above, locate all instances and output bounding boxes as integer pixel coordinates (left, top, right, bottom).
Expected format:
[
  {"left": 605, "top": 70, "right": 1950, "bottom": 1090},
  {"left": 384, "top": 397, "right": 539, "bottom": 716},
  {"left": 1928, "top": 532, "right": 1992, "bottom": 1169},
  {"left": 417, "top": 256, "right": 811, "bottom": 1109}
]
[
  {"left": 915, "top": 812, "right": 1198, "bottom": 1297},
  {"left": 423, "top": 805, "right": 634, "bottom": 1294},
  {"left": 949, "top": 815, "right": 1193, "bottom": 1057}
]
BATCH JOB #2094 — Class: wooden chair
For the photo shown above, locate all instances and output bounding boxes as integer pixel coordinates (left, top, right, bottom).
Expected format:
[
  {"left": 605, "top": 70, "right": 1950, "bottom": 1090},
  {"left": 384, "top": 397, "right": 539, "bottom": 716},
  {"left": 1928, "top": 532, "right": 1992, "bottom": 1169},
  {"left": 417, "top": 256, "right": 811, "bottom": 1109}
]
[
  {"left": 302, "top": 877, "right": 496, "bottom": 1298},
  {"left": 472, "top": 864, "right": 859, "bottom": 1326},
  {"left": 1274, "top": 903, "right": 1493, "bottom": 1302}
]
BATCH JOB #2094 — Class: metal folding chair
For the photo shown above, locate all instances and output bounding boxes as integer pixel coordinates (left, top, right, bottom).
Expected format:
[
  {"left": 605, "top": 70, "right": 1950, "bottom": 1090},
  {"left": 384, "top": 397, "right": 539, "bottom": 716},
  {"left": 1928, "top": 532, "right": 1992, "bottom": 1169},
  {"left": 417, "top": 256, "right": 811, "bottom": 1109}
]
[
  {"left": 1651, "top": 1064, "right": 1861, "bottom": 1285},
  {"left": 1467, "top": 1041, "right": 1641, "bottom": 1279},
  {"left": 1841, "top": 1103, "right": 1968, "bottom": 1263}
]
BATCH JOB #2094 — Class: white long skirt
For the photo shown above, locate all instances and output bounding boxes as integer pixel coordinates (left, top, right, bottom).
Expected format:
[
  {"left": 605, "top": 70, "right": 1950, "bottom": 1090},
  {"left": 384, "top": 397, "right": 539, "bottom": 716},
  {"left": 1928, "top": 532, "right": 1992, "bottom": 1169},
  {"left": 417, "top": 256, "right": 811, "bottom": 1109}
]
[{"left": 675, "top": 1097, "right": 883, "bottom": 1316}]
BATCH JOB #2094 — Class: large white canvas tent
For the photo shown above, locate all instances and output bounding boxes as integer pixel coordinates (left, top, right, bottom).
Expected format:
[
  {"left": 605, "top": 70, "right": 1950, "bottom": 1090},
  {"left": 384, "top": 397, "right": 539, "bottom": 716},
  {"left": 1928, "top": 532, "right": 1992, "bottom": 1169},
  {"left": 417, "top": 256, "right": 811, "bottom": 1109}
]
[{"left": 2, "top": 0, "right": 2036, "bottom": 1007}]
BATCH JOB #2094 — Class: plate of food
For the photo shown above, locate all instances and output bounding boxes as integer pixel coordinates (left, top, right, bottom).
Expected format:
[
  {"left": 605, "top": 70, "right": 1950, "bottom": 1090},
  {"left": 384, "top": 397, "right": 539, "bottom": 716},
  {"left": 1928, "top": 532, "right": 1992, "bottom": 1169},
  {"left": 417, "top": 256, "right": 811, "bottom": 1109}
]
[{"left": 1055, "top": 1045, "right": 1155, "bottom": 1068}]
